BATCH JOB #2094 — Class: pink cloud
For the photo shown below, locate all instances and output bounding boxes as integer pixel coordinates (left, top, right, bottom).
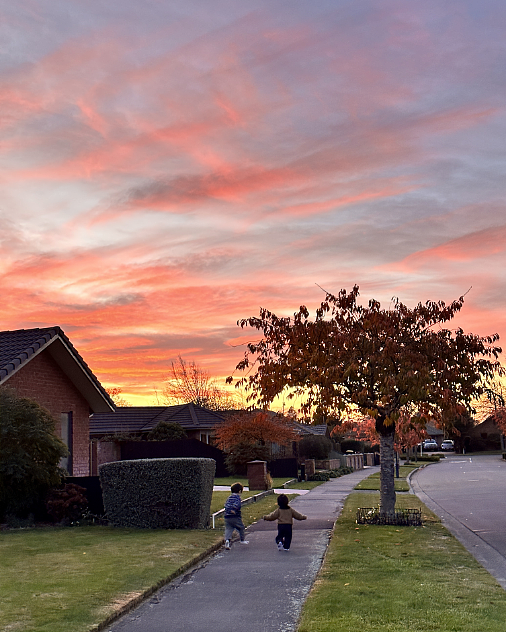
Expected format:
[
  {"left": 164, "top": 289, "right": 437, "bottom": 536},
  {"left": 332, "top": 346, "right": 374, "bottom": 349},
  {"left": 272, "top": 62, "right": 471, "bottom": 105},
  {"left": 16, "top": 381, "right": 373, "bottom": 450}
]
[{"left": 390, "top": 225, "right": 506, "bottom": 273}]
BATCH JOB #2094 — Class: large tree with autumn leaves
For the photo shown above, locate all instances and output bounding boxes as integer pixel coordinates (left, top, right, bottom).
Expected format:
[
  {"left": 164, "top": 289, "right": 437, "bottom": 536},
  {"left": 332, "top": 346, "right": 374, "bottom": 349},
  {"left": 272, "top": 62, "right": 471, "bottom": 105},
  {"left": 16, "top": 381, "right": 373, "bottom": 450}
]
[{"left": 228, "top": 286, "right": 503, "bottom": 515}]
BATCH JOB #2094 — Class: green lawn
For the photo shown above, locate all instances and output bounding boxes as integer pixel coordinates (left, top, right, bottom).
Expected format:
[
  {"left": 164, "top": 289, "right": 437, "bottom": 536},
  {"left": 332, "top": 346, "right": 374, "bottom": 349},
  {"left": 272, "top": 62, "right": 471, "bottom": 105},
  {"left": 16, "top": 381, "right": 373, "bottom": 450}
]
[
  {"left": 213, "top": 476, "right": 296, "bottom": 488},
  {"left": 297, "top": 492, "right": 506, "bottom": 632},
  {"left": 354, "top": 464, "right": 420, "bottom": 492},
  {"left": 0, "top": 491, "right": 284, "bottom": 632}
]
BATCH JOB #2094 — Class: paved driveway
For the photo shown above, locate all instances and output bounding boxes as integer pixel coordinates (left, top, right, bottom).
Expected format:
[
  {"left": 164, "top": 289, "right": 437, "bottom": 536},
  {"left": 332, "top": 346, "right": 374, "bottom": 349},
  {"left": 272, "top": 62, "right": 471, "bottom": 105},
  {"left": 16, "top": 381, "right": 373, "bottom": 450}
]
[{"left": 411, "top": 454, "right": 506, "bottom": 589}]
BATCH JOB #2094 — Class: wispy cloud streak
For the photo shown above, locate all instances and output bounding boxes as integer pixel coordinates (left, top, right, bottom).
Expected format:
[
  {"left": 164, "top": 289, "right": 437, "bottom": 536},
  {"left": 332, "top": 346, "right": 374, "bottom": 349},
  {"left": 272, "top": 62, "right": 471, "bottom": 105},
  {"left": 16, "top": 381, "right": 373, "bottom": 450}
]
[{"left": 1, "top": 0, "right": 506, "bottom": 403}]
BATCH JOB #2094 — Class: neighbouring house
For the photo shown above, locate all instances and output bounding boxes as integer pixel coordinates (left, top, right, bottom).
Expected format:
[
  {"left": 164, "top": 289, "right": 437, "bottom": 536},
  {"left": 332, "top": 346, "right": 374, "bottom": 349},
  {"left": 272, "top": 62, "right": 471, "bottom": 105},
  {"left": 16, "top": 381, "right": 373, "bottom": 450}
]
[
  {"left": 0, "top": 327, "right": 115, "bottom": 476},
  {"left": 468, "top": 416, "right": 505, "bottom": 451},
  {"left": 89, "top": 403, "right": 226, "bottom": 473}
]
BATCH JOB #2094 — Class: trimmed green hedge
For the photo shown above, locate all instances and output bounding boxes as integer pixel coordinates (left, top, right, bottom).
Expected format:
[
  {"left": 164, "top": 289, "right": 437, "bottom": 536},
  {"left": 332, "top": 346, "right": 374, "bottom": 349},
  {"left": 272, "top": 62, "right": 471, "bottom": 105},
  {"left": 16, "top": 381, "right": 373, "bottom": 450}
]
[{"left": 99, "top": 458, "right": 215, "bottom": 529}]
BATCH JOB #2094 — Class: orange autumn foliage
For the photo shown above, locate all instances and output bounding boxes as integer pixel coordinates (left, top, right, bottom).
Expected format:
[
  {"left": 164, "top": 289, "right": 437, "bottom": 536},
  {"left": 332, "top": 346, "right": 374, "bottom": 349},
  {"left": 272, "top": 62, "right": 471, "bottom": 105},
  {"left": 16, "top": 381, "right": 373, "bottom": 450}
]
[{"left": 214, "top": 411, "right": 299, "bottom": 452}]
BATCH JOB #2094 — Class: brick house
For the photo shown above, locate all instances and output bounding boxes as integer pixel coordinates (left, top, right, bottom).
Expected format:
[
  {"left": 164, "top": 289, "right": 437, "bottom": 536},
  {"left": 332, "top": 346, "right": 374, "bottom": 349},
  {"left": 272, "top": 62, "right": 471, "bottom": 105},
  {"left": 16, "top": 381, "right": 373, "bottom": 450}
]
[{"left": 0, "top": 327, "right": 115, "bottom": 476}]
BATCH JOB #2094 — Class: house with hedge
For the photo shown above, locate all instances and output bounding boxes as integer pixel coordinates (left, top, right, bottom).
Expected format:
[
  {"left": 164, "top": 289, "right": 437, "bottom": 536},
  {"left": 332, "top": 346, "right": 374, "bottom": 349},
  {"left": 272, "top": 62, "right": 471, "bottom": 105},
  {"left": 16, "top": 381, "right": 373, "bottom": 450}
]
[
  {"left": 89, "top": 403, "right": 226, "bottom": 474},
  {"left": 0, "top": 327, "right": 115, "bottom": 476}
]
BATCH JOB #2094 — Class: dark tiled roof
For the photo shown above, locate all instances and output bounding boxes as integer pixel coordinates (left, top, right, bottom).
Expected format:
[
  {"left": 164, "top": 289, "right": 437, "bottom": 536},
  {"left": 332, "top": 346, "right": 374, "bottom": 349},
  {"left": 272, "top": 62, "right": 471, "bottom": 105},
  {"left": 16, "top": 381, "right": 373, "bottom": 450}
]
[
  {"left": 295, "top": 423, "right": 328, "bottom": 436},
  {"left": 90, "top": 403, "right": 226, "bottom": 436},
  {"left": 0, "top": 327, "right": 59, "bottom": 380},
  {"left": 0, "top": 326, "right": 114, "bottom": 411}
]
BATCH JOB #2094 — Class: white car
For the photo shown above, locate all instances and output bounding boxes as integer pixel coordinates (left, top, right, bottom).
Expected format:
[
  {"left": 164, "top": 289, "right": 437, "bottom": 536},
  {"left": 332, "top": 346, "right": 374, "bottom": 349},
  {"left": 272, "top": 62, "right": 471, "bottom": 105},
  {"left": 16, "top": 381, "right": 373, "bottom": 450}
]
[
  {"left": 441, "top": 440, "right": 454, "bottom": 451},
  {"left": 422, "top": 440, "right": 438, "bottom": 451}
]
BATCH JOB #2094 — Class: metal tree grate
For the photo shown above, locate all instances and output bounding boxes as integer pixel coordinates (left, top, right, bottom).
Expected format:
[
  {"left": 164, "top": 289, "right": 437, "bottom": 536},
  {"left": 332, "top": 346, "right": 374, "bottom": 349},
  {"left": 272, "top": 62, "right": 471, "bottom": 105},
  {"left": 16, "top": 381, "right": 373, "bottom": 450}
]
[{"left": 356, "top": 507, "right": 422, "bottom": 526}]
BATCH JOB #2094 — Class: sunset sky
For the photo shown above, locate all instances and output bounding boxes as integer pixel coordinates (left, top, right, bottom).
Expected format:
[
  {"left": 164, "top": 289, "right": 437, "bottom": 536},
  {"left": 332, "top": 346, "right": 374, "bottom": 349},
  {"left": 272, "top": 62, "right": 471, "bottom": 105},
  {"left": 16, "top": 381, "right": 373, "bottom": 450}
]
[{"left": 1, "top": 0, "right": 506, "bottom": 406}]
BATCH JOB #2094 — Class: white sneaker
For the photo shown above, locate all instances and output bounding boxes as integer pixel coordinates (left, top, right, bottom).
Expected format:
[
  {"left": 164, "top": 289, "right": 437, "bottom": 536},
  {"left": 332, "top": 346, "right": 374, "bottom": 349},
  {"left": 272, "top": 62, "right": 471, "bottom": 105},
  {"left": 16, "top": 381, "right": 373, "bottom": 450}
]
[
  {"left": 283, "top": 548, "right": 290, "bottom": 551},
  {"left": 225, "top": 540, "right": 231, "bottom": 550},
  {"left": 239, "top": 540, "right": 249, "bottom": 545},
  {"left": 277, "top": 542, "right": 284, "bottom": 550}
]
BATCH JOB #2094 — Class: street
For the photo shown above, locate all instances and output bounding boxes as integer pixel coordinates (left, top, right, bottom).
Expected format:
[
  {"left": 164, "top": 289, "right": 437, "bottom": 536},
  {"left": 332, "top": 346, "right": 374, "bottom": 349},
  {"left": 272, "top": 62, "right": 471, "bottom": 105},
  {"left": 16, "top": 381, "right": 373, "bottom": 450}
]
[{"left": 411, "top": 454, "right": 506, "bottom": 589}]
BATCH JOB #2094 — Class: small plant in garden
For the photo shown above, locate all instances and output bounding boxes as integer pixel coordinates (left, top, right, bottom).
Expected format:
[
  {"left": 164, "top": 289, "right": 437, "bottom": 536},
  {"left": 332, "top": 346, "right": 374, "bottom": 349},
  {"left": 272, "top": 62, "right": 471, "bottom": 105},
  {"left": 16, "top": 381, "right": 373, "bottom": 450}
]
[{"left": 45, "top": 483, "right": 89, "bottom": 525}]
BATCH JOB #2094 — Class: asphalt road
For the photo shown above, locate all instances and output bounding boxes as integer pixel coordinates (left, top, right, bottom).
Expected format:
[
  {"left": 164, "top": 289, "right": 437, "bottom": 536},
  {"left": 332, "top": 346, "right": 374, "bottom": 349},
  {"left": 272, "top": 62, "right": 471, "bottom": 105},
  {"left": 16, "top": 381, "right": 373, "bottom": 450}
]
[{"left": 411, "top": 453, "right": 506, "bottom": 589}]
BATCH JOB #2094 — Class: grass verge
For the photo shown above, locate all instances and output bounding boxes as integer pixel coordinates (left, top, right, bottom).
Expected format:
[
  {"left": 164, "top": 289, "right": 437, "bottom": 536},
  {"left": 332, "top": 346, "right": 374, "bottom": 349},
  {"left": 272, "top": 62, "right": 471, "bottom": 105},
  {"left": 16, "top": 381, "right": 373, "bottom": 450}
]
[
  {"left": 354, "top": 464, "right": 420, "bottom": 492},
  {"left": 0, "top": 492, "right": 284, "bottom": 632},
  {"left": 297, "top": 492, "right": 506, "bottom": 632}
]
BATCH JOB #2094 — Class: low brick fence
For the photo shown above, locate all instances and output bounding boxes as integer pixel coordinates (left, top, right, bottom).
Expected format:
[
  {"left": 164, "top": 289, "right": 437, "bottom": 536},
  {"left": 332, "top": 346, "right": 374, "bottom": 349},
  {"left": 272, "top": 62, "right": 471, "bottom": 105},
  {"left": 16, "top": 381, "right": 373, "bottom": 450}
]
[
  {"left": 314, "top": 458, "right": 342, "bottom": 470},
  {"left": 344, "top": 453, "right": 364, "bottom": 469}
]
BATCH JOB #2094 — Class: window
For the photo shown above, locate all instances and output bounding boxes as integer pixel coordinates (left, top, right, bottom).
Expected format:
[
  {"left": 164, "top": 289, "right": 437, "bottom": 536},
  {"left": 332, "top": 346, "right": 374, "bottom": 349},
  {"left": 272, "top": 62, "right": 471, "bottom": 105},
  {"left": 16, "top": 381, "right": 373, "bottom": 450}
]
[{"left": 60, "top": 412, "right": 73, "bottom": 475}]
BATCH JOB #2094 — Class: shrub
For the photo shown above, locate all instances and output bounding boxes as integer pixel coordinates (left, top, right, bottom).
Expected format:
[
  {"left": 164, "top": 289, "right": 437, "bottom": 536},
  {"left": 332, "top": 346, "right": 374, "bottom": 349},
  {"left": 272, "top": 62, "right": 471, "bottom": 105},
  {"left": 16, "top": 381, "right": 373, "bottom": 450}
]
[
  {"left": 45, "top": 483, "right": 89, "bottom": 525},
  {"left": 99, "top": 458, "right": 215, "bottom": 529},
  {"left": 0, "top": 387, "right": 67, "bottom": 518},
  {"left": 308, "top": 471, "right": 331, "bottom": 481},
  {"left": 146, "top": 421, "right": 187, "bottom": 441},
  {"left": 224, "top": 442, "right": 270, "bottom": 475},
  {"left": 336, "top": 465, "right": 354, "bottom": 475},
  {"left": 339, "top": 439, "right": 365, "bottom": 453},
  {"left": 308, "top": 466, "right": 354, "bottom": 482},
  {"left": 298, "top": 435, "right": 333, "bottom": 460}
]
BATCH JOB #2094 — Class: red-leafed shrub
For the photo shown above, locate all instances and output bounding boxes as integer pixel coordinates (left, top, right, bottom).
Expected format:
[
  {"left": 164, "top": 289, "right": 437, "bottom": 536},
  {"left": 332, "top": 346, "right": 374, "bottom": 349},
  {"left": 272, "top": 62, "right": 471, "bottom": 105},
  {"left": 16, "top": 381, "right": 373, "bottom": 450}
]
[{"left": 45, "top": 483, "right": 88, "bottom": 525}]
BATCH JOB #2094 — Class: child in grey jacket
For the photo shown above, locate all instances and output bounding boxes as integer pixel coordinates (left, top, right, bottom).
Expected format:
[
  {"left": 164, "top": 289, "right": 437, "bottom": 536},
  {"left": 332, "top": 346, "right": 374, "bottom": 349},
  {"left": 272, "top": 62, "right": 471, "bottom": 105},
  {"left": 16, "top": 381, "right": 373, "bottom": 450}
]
[
  {"left": 224, "top": 482, "right": 249, "bottom": 549},
  {"left": 263, "top": 494, "right": 307, "bottom": 551}
]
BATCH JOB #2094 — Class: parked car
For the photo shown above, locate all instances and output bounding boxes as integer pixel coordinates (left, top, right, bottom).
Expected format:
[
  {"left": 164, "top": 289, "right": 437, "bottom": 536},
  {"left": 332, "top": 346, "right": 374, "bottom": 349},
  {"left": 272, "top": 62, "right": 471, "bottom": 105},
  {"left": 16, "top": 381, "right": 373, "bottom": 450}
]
[
  {"left": 441, "top": 440, "right": 454, "bottom": 451},
  {"left": 423, "top": 439, "right": 439, "bottom": 451}
]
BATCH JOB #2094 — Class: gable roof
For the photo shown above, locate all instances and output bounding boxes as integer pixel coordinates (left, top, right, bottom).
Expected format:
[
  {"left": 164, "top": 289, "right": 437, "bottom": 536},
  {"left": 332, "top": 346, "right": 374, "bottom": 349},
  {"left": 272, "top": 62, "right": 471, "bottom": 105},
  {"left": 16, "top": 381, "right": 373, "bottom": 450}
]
[
  {"left": 0, "top": 326, "right": 115, "bottom": 413},
  {"left": 90, "top": 402, "right": 226, "bottom": 436}
]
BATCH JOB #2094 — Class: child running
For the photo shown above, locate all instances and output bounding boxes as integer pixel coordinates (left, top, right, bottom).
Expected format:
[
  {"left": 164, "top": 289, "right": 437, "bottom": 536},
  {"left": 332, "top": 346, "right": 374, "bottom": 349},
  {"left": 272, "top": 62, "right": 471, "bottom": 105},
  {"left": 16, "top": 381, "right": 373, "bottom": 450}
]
[
  {"left": 263, "top": 493, "right": 307, "bottom": 551},
  {"left": 223, "top": 482, "right": 249, "bottom": 550}
]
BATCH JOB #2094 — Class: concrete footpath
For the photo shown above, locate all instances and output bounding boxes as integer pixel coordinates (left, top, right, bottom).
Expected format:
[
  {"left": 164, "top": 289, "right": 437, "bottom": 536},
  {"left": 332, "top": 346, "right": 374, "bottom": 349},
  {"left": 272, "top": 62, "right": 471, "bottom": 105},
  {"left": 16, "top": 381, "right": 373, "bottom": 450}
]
[{"left": 107, "top": 466, "right": 379, "bottom": 632}]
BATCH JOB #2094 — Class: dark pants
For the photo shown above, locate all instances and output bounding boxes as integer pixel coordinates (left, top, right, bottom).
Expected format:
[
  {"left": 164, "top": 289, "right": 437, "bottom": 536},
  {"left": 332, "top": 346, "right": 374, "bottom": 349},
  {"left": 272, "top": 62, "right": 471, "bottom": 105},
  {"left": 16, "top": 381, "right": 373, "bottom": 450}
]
[{"left": 276, "top": 524, "right": 292, "bottom": 550}]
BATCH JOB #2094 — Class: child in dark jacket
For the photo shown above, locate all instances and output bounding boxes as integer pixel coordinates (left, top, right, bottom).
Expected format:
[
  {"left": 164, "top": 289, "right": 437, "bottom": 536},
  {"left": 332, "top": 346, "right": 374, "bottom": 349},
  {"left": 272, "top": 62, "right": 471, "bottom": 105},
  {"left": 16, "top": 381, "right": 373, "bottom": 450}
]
[
  {"left": 263, "top": 494, "right": 307, "bottom": 551},
  {"left": 224, "top": 482, "right": 249, "bottom": 550}
]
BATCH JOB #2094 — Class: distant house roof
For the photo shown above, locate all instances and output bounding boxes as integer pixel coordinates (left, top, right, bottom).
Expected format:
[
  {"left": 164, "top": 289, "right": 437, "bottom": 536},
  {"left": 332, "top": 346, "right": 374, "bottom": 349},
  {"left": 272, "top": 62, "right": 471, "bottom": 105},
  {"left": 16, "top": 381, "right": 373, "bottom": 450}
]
[
  {"left": 0, "top": 326, "right": 115, "bottom": 413},
  {"left": 90, "top": 402, "right": 226, "bottom": 437},
  {"left": 426, "top": 423, "right": 444, "bottom": 437},
  {"left": 294, "top": 423, "right": 328, "bottom": 436}
]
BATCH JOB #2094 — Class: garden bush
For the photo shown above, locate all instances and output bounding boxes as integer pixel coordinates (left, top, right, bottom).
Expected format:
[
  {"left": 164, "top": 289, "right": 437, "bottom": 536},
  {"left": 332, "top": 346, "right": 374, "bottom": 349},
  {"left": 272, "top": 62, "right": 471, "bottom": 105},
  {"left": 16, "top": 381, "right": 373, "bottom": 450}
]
[
  {"left": 99, "top": 458, "right": 215, "bottom": 529},
  {"left": 224, "top": 442, "right": 270, "bottom": 475},
  {"left": 308, "top": 466, "right": 354, "bottom": 481},
  {"left": 146, "top": 421, "right": 187, "bottom": 441},
  {"left": 45, "top": 483, "right": 88, "bottom": 525},
  {"left": 308, "top": 471, "right": 331, "bottom": 481},
  {"left": 298, "top": 435, "right": 333, "bottom": 460},
  {"left": 0, "top": 387, "right": 67, "bottom": 518}
]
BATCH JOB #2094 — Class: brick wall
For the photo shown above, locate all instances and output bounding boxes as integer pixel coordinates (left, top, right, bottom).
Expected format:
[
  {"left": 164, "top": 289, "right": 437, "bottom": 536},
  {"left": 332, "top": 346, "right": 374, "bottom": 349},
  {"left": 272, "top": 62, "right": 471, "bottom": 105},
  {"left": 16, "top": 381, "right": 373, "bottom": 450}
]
[
  {"left": 95, "top": 440, "right": 121, "bottom": 473},
  {"left": 6, "top": 350, "right": 92, "bottom": 476}
]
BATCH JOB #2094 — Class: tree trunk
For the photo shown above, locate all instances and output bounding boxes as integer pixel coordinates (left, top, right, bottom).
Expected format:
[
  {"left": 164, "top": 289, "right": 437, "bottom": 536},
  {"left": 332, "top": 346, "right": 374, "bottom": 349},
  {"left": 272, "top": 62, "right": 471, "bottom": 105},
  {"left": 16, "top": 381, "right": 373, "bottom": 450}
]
[{"left": 379, "top": 430, "right": 396, "bottom": 516}]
